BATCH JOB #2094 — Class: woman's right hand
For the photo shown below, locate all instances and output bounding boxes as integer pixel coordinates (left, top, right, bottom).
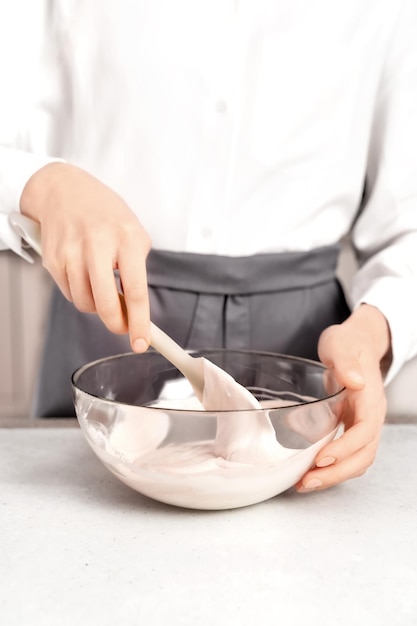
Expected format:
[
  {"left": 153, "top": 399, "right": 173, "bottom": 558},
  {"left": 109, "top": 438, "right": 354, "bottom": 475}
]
[{"left": 20, "top": 162, "right": 152, "bottom": 352}]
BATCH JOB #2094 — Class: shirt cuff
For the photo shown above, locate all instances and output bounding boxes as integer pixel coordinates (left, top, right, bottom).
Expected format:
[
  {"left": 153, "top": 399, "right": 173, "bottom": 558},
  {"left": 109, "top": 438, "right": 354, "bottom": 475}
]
[
  {"left": 0, "top": 147, "right": 61, "bottom": 260},
  {"left": 0, "top": 213, "right": 34, "bottom": 262}
]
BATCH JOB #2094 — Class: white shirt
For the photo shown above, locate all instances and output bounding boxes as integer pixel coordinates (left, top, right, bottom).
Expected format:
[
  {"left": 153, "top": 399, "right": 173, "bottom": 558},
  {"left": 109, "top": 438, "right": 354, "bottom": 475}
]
[{"left": 1, "top": 0, "right": 417, "bottom": 381}]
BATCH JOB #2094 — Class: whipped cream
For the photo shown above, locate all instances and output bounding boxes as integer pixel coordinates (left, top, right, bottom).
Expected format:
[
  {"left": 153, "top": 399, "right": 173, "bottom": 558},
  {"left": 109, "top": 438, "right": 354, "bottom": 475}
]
[{"left": 82, "top": 357, "right": 339, "bottom": 509}]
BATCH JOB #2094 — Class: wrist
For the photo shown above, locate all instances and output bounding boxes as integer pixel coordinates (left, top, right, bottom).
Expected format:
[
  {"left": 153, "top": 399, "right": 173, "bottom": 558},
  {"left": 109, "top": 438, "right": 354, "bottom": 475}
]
[{"left": 20, "top": 161, "right": 68, "bottom": 223}]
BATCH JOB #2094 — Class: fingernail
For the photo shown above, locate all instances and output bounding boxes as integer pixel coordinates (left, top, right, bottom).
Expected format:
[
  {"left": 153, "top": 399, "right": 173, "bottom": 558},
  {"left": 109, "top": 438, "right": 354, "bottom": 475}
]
[
  {"left": 133, "top": 338, "right": 148, "bottom": 353},
  {"left": 347, "top": 371, "right": 365, "bottom": 385},
  {"left": 303, "top": 478, "right": 323, "bottom": 490},
  {"left": 316, "top": 456, "right": 336, "bottom": 468}
]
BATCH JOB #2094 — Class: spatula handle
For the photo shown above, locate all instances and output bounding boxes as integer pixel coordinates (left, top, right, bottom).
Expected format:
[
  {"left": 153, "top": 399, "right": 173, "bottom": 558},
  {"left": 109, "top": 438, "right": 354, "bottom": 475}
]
[{"left": 150, "top": 322, "right": 204, "bottom": 399}]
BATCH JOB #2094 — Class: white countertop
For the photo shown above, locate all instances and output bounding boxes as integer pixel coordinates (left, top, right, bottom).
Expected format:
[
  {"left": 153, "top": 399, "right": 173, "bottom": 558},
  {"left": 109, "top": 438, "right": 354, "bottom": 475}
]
[{"left": 1, "top": 423, "right": 416, "bottom": 626}]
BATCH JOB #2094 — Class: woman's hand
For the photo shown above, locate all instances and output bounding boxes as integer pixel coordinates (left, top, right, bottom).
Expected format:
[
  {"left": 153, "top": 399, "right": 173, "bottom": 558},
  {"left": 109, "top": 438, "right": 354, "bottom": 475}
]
[
  {"left": 20, "top": 162, "right": 151, "bottom": 351},
  {"left": 296, "top": 304, "right": 391, "bottom": 492}
]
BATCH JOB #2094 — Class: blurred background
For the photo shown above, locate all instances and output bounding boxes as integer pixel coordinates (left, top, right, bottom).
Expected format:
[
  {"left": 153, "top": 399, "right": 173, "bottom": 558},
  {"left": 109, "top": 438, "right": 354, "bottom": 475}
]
[{"left": 1, "top": 241, "right": 416, "bottom": 419}]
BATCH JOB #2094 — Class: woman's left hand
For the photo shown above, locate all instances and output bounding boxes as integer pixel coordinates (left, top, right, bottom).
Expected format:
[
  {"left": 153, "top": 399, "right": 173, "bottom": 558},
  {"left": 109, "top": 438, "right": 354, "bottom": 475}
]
[{"left": 296, "top": 304, "right": 391, "bottom": 493}]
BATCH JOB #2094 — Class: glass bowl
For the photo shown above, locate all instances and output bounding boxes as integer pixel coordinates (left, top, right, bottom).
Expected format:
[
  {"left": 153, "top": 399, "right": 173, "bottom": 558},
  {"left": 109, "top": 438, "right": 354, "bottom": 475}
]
[{"left": 72, "top": 350, "right": 345, "bottom": 510}]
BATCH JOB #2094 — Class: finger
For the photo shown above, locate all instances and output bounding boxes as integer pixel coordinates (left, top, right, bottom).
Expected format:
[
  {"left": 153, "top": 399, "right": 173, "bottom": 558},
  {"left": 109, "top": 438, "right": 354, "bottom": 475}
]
[
  {"left": 315, "top": 413, "right": 382, "bottom": 467},
  {"left": 118, "top": 249, "right": 150, "bottom": 351},
  {"left": 318, "top": 325, "right": 366, "bottom": 389},
  {"left": 89, "top": 259, "right": 128, "bottom": 334},
  {"left": 42, "top": 256, "right": 72, "bottom": 302},
  {"left": 296, "top": 441, "right": 379, "bottom": 492},
  {"left": 66, "top": 261, "right": 96, "bottom": 313},
  {"left": 40, "top": 233, "right": 75, "bottom": 302},
  {"left": 316, "top": 380, "right": 386, "bottom": 460},
  {"left": 297, "top": 393, "right": 385, "bottom": 491}
]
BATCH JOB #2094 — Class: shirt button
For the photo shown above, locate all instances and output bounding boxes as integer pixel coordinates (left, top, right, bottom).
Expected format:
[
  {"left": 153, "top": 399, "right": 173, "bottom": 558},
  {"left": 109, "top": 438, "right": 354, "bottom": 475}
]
[{"left": 215, "top": 100, "right": 227, "bottom": 113}]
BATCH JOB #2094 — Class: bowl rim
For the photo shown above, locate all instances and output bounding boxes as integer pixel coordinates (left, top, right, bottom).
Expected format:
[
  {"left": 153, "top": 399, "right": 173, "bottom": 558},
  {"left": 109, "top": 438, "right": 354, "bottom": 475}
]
[{"left": 71, "top": 348, "right": 346, "bottom": 413}]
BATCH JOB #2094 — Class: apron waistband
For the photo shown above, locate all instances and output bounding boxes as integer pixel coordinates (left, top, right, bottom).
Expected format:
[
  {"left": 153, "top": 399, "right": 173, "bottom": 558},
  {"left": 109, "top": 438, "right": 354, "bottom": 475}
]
[{"left": 146, "top": 245, "right": 340, "bottom": 295}]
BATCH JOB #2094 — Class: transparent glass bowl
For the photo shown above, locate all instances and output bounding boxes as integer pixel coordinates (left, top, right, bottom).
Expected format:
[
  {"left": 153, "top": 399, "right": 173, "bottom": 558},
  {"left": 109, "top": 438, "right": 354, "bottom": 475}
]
[{"left": 72, "top": 350, "right": 345, "bottom": 510}]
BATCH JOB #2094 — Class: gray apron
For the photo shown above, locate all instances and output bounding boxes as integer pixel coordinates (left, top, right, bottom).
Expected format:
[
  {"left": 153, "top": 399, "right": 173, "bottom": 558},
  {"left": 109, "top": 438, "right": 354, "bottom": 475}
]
[{"left": 32, "top": 246, "right": 350, "bottom": 417}]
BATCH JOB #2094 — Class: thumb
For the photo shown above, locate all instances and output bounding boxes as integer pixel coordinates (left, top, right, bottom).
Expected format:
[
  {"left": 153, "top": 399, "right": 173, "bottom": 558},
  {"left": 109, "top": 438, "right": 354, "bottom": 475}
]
[{"left": 318, "top": 325, "right": 366, "bottom": 390}]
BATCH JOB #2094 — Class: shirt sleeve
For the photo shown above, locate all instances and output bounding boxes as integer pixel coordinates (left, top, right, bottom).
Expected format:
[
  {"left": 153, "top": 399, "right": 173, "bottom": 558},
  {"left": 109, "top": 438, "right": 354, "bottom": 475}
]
[
  {"left": 0, "top": 4, "right": 64, "bottom": 260},
  {"left": 348, "top": 0, "right": 417, "bottom": 384},
  {"left": 0, "top": 147, "right": 58, "bottom": 260}
]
